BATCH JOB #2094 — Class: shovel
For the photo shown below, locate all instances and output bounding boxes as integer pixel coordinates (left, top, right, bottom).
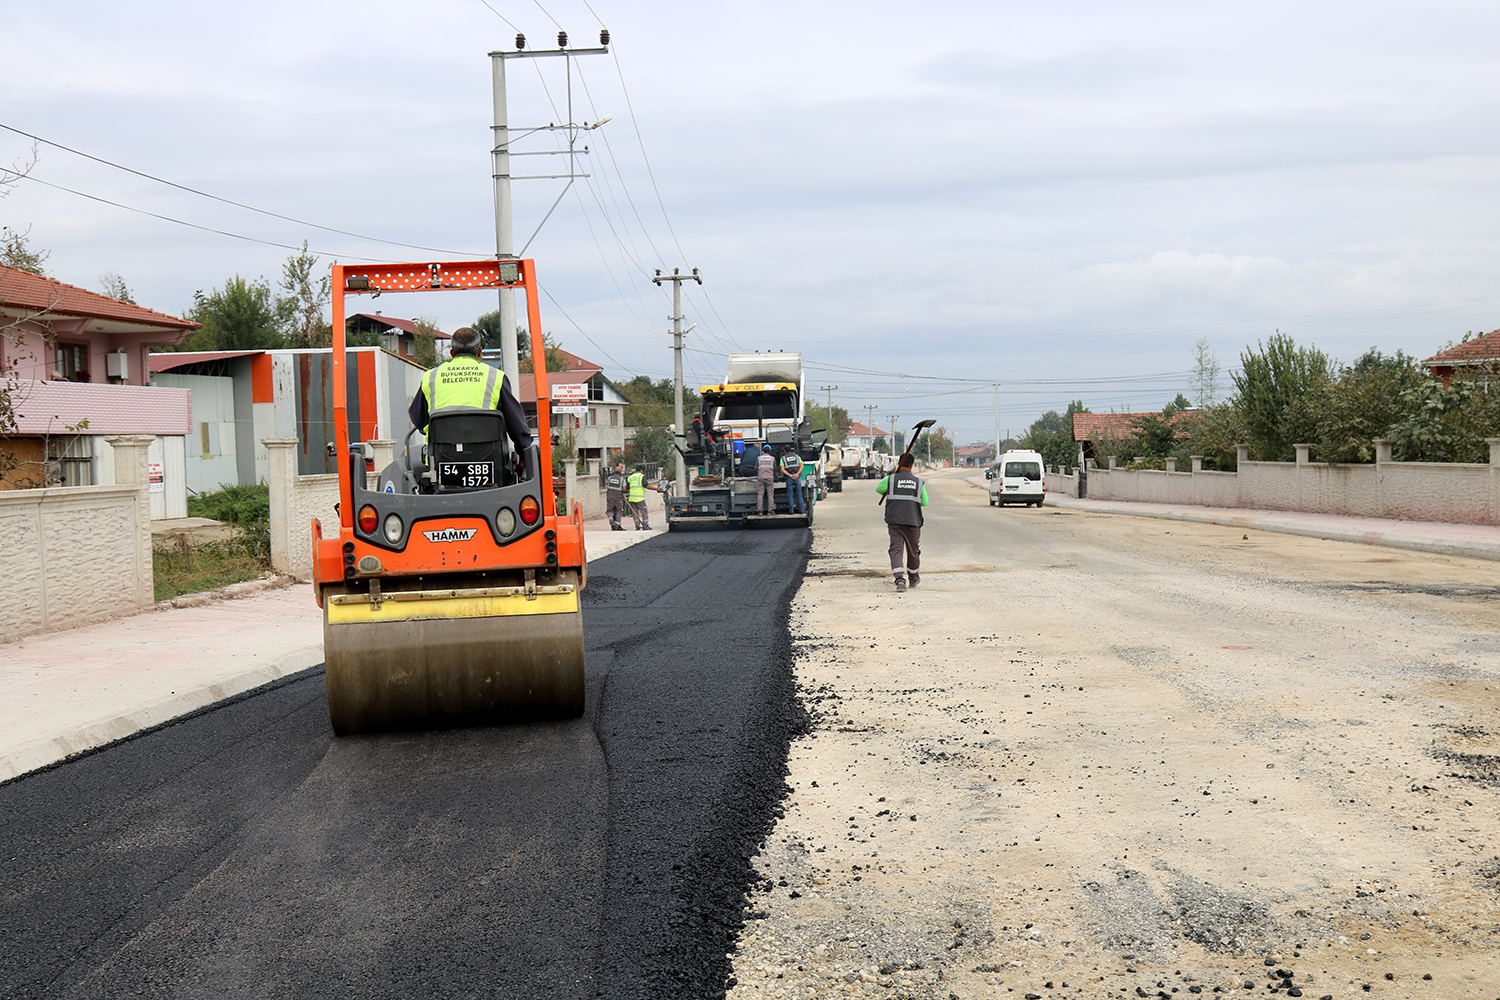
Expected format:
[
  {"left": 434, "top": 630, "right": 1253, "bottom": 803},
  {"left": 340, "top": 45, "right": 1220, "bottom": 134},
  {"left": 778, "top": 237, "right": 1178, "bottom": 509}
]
[{"left": 878, "top": 419, "right": 937, "bottom": 504}]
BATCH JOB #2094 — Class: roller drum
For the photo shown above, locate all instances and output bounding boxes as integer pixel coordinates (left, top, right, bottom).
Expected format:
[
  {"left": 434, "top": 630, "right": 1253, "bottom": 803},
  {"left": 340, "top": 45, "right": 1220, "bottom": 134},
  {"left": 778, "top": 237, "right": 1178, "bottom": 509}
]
[{"left": 324, "top": 603, "right": 585, "bottom": 736}]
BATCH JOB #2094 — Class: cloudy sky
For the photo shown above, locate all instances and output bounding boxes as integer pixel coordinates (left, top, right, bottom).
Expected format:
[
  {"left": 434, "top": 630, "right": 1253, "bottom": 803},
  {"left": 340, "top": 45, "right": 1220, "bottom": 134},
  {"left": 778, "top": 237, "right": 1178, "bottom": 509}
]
[{"left": 5, "top": 0, "right": 1499, "bottom": 442}]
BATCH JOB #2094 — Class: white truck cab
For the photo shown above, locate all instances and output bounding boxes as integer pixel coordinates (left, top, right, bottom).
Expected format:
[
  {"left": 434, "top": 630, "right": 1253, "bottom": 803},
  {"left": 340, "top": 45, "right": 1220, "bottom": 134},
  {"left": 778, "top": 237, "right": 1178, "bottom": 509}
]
[{"left": 988, "top": 449, "right": 1046, "bottom": 507}]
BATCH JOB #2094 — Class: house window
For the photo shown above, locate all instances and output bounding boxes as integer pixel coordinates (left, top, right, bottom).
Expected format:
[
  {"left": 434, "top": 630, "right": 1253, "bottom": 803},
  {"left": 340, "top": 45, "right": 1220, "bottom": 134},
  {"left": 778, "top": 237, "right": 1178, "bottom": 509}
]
[
  {"left": 588, "top": 375, "right": 604, "bottom": 402},
  {"left": 609, "top": 408, "right": 618, "bottom": 427},
  {"left": 48, "top": 435, "right": 93, "bottom": 486},
  {"left": 58, "top": 343, "right": 89, "bottom": 382}
]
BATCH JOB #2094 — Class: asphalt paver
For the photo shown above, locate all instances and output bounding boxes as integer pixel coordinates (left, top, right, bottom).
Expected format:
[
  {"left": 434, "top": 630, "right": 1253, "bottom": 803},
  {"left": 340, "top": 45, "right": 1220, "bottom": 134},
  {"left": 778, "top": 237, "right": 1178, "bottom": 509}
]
[{"left": 0, "top": 525, "right": 810, "bottom": 1000}]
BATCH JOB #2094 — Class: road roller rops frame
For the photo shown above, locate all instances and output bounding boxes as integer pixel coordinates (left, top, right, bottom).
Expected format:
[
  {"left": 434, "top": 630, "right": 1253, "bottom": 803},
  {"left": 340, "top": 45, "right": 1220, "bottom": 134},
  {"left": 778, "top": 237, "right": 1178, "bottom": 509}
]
[{"left": 311, "top": 258, "right": 587, "bottom": 736}]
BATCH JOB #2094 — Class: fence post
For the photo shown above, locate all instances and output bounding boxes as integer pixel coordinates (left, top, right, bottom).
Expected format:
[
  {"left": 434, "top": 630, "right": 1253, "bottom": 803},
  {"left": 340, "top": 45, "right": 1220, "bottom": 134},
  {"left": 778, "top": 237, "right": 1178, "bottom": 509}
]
[
  {"left": 368, "top": 440, "right": 395, "bottom": 487},
  {"left": 1190, "top": 455, "right": 1203, "bottom": 474},
  {"left": 105, "top": 435, "right": 155, "bottom": 607},
  {"left": 1489, "top": 439, "right": 1500, "bottom": 525},
  {"left": 262, "top": 438, "right": 300, "bottom": 575}
]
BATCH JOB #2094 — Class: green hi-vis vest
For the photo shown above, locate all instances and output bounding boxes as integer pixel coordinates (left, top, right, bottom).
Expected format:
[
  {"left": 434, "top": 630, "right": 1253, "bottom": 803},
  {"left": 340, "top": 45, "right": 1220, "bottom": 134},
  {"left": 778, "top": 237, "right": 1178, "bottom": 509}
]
[
  {"left": 627, "top": 471, "right": 646, "bottom": 502},
  {"left": 422, "top": 356, "right": 502, "bottom": 418}
]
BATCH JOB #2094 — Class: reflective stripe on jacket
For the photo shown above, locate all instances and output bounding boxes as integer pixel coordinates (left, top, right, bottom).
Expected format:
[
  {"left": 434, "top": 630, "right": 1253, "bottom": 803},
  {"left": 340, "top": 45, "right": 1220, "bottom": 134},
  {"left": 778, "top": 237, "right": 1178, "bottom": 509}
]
[
  {"left": 605, "top": 472, "right": 626, "bottom": 496},
  {"left": 881, "top": 469, "right": 925, "bottom": 527},
  {"left": 627, "top": 471, "right": 646, "bottom": 502},
  {"left": 421, "top": 356, "right": 501, "bottom": 412},
  {"left": 780, "top": 454, "right": 803, "bottom": 476},
  {"left": 756, "top": 453, "right": 777, "bottom": 479}
]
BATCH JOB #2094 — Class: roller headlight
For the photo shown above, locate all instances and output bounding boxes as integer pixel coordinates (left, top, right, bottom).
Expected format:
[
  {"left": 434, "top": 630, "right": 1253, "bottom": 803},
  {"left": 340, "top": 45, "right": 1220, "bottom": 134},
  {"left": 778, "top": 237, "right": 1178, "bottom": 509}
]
[
  {"left": 382, "top": 513, "right": 403, "bottom": 544},
  {"left": 496, "top": 507, "right": 517, "bottom": 537}
]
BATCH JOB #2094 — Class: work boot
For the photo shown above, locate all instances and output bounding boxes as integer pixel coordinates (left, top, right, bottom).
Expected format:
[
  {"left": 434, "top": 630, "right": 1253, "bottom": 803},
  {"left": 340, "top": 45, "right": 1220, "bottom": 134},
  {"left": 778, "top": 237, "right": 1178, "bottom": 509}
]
[
  {"left": 908, "top": 573, "right": 920, "bottom": 589},
  {"left": 894, "top": 575, "right": 907, "bottom": 593}
]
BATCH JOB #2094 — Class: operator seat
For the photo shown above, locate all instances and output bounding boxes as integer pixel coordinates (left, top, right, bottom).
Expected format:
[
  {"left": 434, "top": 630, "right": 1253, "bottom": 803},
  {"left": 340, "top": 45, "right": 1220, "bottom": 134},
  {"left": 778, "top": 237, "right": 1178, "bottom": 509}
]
[{"left": 422, "top": 405, "right": 513, "bottom": 492}]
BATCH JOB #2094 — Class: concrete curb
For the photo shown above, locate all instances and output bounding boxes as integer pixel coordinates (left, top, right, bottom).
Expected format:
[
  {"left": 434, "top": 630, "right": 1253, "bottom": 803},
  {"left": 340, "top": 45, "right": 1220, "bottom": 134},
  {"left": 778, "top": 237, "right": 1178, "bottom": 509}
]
[
  {"left": 0, "top": 645, "right": 325, "bottom": 783},
  {"left": 154, "top": 574, "right": 299, "bottom": 611},
  {"left": 1042, "top": 496, "right": 1500, "bottom": 563}
]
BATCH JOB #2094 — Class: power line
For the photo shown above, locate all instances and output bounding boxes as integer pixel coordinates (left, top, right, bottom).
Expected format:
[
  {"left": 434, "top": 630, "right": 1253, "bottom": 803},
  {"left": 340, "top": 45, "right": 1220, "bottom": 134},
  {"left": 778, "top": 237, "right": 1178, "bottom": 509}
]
[
  {"left": 610, "top": 48, "right": 688, "bottom": 261},
  {"left": 19, "top": 173, "right": 393, "bottom": 262},
  {"left": 0, "top": 121, "right": 488, "bottom": 258},
  {"left": 475, "top": 0, "right": 521, "bottom": 32}
]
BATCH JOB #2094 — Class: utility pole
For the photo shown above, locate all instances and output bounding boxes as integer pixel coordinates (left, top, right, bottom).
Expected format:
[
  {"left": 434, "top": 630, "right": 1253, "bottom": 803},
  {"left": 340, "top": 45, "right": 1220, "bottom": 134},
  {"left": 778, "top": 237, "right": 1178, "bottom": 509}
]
[
  {"left": 820, "top": 385, "right": 838, "bottom": 422},
  {"left": 489, "top": 29, "right": 610, "bottom": 380},
  {"left": 890, "top": 414, "right": 900, "bottom": 456},
  {"left": 994, "top": 383, "right": 1000, "bottom": 466},
  {"left": 864, "top": 405, "right": 877, "bottom": 449},
  {"left": 653, "top": 267, "right": 701, "bottom": 495}
]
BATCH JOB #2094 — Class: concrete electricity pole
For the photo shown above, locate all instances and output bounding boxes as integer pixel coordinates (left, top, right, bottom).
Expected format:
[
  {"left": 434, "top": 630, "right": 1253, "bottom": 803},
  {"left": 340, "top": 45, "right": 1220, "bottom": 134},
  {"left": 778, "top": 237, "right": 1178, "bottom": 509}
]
[
  {"left": 889, "top": 414, "right": 900, "bottom": 456},
  {"left": 820, "top": 385, "right": 838, "bottom": 421},
  {"left": 489, "top": 30, "right": 610, "bottom": 379},
  {"left": 864, "top": 405, "right": 877, "bottom": 449},
  {"left": 652, "top": 267, "right": 701, "bottom": 495}
]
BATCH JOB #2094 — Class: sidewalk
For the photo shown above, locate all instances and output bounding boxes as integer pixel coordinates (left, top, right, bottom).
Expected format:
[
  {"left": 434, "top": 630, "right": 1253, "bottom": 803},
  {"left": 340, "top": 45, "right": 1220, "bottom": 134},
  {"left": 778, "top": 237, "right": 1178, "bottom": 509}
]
[
  {"left": 0, "top": 526, "right": 660, "bottom": 782},
  {"left": 960, "top": 474, "right": 1500, "bottom": 561}
]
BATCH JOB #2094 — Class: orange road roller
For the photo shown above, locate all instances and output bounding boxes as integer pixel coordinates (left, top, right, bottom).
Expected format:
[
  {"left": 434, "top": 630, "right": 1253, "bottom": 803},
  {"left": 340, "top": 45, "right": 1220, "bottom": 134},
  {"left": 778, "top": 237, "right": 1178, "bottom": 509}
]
[{"left": 311, "top": 259, "right": 586, "bottom": 735}]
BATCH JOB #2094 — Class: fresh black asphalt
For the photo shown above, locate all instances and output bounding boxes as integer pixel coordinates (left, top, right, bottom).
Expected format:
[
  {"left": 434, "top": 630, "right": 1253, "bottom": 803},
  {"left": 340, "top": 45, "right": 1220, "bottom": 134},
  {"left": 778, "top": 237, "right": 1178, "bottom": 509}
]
[{"left": 0, "top": 526, "right": 810, "bottom": 1000}]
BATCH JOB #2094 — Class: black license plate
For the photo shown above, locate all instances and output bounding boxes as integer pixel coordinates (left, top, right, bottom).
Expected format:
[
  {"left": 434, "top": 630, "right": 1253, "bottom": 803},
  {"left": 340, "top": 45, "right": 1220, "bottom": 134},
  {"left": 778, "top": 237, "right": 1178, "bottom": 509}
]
[{"left": 439, "top": 461, "right": 496, "bottom": 488}]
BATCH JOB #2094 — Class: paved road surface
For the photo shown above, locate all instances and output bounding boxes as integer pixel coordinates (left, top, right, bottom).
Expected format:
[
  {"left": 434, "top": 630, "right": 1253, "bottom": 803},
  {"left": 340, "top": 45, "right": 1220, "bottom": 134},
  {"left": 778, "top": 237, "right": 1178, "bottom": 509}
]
[{"left": 0, "top": 527, "right": 810, "bottom": 1000}]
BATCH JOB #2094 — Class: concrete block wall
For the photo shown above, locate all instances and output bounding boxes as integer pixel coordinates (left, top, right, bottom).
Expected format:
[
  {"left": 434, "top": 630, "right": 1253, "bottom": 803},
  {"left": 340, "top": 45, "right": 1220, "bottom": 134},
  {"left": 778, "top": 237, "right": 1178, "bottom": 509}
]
[
  {"left": 0, "top": 436, "right": 154, "bottom": 641},
  {"left": 1081, "top": 445, "right": 1500, "bottom": 526},
  {"left": 264, "top": 439, "right": 389, "bottom": 581}
]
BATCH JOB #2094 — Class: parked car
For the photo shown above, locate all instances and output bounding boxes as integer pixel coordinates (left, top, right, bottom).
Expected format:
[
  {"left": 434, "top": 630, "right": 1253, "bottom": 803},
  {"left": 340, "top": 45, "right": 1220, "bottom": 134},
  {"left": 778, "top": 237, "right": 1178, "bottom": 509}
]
[{"left": 988, "top": 449, "right": 1046, "bottom": 507}]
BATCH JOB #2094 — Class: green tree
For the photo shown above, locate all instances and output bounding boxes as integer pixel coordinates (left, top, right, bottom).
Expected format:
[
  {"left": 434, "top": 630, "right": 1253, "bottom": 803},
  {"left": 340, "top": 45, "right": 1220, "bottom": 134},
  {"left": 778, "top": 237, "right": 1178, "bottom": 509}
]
[
  {"left": 0, "top": 225, "right": 47, "bottom": 275},
  {"left": 1232, "top": 332, "right": 1331, "bottom": 461},
  {"left": 181, "top": 276, "right": 284, "bottom": 351},
  {"left": 804, "top": 401, "right": 851, "bottom": 443},
  {"left": 1312, "top": 350, "right": 1425, "bottom": 463},
  {"left": 616, "top": 375, "right": 700, "bottom": 428},
  {"left": 277, "top": 241, "right": 332, "bottom": 348},
  {"left": 1021, "top": 400, "right": 1089, "bottom": 469},
  {"left": 871, "top": 435, "right": 889, "bottom": 451},
  {"left": 624, "top": 425, "right": 672, "bottom": 467},
  {"left": 922, "top": 425, "right": 955, "bottom": 464},
  {"left": 412, "top": 318, "right": 440, "bottom": 369},
  {"left": 1172, "top": 403, "right": 1245, "bottom": 471}
]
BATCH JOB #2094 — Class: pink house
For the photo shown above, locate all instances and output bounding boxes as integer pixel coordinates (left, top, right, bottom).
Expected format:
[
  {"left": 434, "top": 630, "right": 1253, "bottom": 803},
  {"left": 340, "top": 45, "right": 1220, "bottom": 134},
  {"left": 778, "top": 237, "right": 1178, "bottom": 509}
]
[{"left": 1, "top": 266, "right": 196, "bottom": 510}]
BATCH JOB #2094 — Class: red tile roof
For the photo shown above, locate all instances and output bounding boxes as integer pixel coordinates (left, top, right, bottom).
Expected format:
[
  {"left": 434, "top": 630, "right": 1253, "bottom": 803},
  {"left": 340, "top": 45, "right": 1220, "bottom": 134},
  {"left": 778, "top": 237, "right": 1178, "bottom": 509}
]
[
  {"left": 1422, "top": 329, "right": 1500, "bottom": 367},
  {"left": 0, "top": 266, "right": 197, "bottom": 331},
  {"left": 848, "top": 421, "right": 888, "bottom": 437},
  {"left": 1073, "top": 411, "right": 1192, "bottom": 441},
  {"left": 514, "top": 369, "right": 595, "bottom": 404}
]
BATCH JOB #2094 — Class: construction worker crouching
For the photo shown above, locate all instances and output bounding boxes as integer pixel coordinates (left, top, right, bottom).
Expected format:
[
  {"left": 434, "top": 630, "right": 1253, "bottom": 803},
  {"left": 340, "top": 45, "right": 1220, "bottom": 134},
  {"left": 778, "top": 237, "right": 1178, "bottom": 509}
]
[
  {"left": 876, "top": 453, "right": 928, "bottom": 592},
  {"left": 407, "top": 325, "right": 532, "bottom": 473}
]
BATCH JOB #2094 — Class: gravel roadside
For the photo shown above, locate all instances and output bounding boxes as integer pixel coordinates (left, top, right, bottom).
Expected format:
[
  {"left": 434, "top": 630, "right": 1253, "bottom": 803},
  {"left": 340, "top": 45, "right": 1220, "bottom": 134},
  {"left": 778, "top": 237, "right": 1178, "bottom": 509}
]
[{"left": 728, "top": 474, "right": 1500, "bottom": 1000}]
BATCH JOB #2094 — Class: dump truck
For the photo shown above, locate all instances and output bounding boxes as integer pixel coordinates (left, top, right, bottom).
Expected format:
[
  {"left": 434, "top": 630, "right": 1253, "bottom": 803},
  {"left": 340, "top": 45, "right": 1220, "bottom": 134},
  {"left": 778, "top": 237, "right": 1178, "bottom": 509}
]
[
  {"left": 310, "top": 258, "right": 586, "bottom": 735},
  {"left": 666, "top": 351, "right": 825, "bottom": 529},
  {"left": 820, "top": 442, "right": 843, "bottom": 493}
]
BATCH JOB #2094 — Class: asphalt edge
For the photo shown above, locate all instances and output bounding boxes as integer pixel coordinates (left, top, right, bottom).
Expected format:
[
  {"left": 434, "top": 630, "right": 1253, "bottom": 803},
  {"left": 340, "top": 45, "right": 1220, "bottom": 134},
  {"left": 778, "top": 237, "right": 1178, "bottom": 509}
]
[{"left": 0, "top": 646, "right": 325, "bottom": 784}]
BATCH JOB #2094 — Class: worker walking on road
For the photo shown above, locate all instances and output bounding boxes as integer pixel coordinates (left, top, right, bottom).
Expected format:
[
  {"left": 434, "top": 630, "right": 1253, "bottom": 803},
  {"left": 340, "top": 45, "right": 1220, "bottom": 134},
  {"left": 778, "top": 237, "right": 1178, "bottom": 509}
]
[
  {"left": 605, "top": 461, "right": 628, "bottom": 531},
  {"left": 756, "top": 444, "right": 778, "bottom": 514},
  {"left": 780, "top": 444, "right": 805, "bottom": 513},
  {"left": 876, "top": 453, "right": 928, "bottom": 592}
]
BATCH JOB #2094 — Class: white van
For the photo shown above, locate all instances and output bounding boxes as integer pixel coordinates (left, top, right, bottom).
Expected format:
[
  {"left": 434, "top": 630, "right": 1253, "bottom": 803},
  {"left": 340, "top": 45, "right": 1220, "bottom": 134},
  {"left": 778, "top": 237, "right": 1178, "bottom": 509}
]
[{"left": 987, "top": 449, "right": 1046, "bottom": 507}]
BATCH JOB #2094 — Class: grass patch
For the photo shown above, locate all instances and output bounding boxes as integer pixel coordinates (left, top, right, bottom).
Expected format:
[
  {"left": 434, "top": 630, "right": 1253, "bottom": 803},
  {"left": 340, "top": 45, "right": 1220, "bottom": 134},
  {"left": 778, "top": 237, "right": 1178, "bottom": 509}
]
[
  {"left": 153, "top": 540, "right": 269, "bottom": 601},
  {"left": 157, "top": 484, "right": 274, "bottom": 600}
]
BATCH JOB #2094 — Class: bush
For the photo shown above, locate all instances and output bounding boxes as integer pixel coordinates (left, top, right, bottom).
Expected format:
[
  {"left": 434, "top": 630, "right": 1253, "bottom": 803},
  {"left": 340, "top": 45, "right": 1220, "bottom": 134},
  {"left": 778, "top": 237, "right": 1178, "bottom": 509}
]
[{"left": 186, "top": 484, "right": 271, "bottom": 563}]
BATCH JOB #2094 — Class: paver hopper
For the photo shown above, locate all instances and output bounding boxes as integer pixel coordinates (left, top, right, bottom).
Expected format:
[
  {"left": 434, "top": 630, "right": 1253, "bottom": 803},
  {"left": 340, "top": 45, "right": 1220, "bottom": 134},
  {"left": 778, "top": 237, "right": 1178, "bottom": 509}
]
[{"left": 310, "top": 259, "right": 586, "bottom": 735}]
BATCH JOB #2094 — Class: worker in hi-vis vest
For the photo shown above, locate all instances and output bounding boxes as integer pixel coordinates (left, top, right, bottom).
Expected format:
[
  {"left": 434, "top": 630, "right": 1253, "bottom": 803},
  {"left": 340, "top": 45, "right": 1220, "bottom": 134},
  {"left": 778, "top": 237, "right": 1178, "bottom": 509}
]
[
  {"left": 407, "top": 326, "right": 532, "bottom": 465},
  {"left": 626, "top": 463, "right": 662, "bottom": 530}
]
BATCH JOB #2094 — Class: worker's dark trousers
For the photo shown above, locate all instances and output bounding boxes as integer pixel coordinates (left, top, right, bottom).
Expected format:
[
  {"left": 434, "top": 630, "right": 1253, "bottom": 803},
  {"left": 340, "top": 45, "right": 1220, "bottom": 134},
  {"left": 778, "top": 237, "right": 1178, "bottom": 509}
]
[
  {"left": 887, "top": 523, "right": 921, "bottom": 577},
  {"left": 629, "top": 499, "right": 650, "bottom": 529},
  {"left": 757, "top": 475, "right": 775, "bottom": 513},
  {"left": 606, "top": 494, "right": 626, "bottom": 526}
]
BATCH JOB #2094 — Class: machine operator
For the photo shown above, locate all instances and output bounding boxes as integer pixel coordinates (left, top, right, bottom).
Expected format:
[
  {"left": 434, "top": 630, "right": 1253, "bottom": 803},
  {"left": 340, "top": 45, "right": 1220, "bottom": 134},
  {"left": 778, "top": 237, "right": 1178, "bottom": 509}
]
[{"left": 408, "top": 326, "right": 533, "bottom": 469}]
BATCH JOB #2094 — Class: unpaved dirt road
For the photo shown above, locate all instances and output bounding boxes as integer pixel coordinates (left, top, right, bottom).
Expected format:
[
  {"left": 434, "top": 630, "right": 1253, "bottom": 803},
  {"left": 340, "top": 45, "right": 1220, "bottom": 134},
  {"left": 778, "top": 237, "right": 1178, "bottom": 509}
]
[{"left": 730, "top": 470, "right": 1500, "bottom": 1000}]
